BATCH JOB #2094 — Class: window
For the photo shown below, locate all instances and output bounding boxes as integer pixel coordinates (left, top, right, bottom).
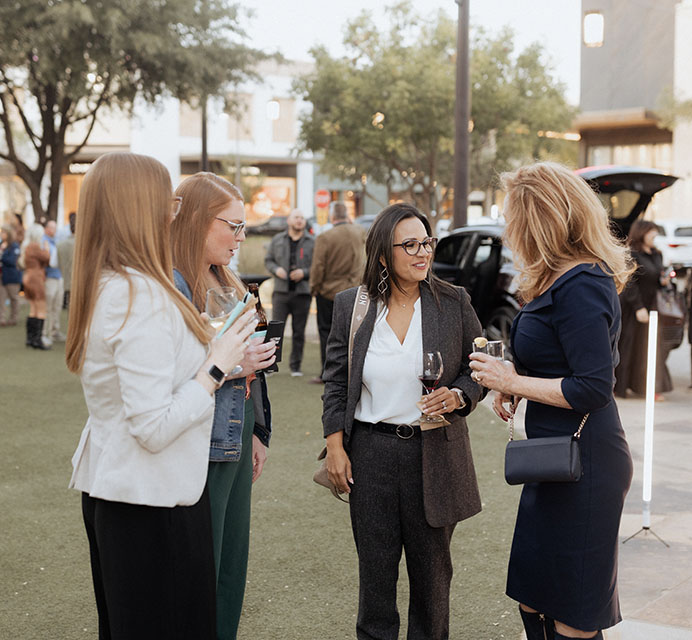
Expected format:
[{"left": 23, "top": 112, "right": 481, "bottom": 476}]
[
  {"left": 435, "top": 234, "right": 472, "bottom": 266},
  {"left": 271, "top": 98, "right": 296, "bottom": 144}
]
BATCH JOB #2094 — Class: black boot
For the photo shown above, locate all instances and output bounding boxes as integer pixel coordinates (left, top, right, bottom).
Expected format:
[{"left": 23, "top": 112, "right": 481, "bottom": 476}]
[
  {"left": 519, "top": 607, "right": 555, "bottom": 640},
  {"left": 554, "top": 632, "right": 602, "bottom": 640},
  {"left": 26, "top": 316, "right": 34, "bottom": 347},
  {"left": 31, "top": 318, "right": 51, "bottom": 350}
]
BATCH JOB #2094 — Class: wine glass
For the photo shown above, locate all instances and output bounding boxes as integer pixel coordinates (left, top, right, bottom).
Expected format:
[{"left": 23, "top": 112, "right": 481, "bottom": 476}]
[
  {"left": 205, "top": 287, "right": 238, "bottom": 333},
  {"left": 418, "top": 351, "right": 447, "bottom": 425}
]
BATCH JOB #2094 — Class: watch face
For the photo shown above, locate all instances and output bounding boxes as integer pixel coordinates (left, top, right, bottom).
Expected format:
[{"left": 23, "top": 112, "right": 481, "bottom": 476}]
[{"left": 208, "top": 365, "right": 225, "bottom": 383}]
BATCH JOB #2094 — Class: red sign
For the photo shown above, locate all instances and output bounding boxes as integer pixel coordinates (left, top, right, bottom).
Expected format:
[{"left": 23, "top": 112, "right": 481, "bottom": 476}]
[{"left": 314, "top": 189, "right": 331, "bottom": 209}]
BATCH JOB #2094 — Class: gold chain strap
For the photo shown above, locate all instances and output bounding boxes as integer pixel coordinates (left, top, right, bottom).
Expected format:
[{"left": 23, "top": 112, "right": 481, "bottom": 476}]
[{"left": 508, "top": 412, "right": 590, "bottom": 442}]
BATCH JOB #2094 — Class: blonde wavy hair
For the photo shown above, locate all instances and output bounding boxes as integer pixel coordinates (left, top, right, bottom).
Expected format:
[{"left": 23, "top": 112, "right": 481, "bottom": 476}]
[
  {"left": 66, "top": 153, "right": 210, "bottom": 374},
  {"left": 170, "top": 172, "right": 246, "bottom": 311},
  {"left": 501, "top": 161, "right": 633, "bottom": 301}
]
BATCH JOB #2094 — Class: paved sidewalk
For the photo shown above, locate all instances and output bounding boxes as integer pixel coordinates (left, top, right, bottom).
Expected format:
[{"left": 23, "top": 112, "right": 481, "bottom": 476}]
[{"left": 608, "top": 339, "right": 692, "bottom": 639}]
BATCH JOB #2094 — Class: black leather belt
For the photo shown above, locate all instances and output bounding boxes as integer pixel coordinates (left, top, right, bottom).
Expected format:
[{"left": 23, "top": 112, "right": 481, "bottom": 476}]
[{"left": 355, "top": 420, "right": 421, "bottom": 440}]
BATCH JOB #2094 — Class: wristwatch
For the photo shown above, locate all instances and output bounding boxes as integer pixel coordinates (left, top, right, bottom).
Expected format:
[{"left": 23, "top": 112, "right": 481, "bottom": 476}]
[
  {"left": 207, "top": 364, "right": 226, "bottom": 388},
  {"left": 450, "top": 388, "right": 467, "bottom": 410}
]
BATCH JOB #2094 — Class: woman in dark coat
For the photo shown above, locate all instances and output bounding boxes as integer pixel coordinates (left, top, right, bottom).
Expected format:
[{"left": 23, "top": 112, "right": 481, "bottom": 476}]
[
  {"left": 470, "top": 162, "right": 634, "bottom": 640},
  {"left": 1, "top": 225, "right": 22, "bottom": 326},
  {"left": 322, "top": 203, "right": 485, "bottom": 640},
  {"left": 20, "top": 223, "right": 51, "bottom": 349},
  {"left": 615, "top": 219, "right": 672, "bottom": 399}
]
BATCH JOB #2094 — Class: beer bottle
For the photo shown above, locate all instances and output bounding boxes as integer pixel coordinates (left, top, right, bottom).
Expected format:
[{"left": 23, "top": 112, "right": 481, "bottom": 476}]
[{"left": 248, "top": 282, "right": 268, "bottom": 331}]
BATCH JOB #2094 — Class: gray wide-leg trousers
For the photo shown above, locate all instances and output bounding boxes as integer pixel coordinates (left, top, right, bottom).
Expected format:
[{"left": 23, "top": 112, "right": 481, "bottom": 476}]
[{"left": 348, "top": 424, "right": 455, "bottom": 640}]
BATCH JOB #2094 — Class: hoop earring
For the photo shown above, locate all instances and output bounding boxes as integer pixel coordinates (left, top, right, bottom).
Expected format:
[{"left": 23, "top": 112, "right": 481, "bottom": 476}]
[{"left": 377, "top": 266, "right": 389, "bottom": 295}]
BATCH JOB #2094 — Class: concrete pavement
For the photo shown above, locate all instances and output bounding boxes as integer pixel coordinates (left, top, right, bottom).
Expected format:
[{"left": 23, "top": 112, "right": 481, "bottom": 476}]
[{"left": 608, "top": 338, "right": 692, "bottom": 639}]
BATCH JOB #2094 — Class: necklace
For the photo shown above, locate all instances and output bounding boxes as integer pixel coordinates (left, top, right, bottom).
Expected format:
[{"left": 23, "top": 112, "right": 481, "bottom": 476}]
[{"left": 394, "top": 295, "right": 418, "bottom": 309}]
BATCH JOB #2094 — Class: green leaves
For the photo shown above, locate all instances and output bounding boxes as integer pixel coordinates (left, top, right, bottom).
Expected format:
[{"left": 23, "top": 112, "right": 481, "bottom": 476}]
[
  {"left": 295, "top": 3, "right": 576, "bottom": 219},
  {"left": 0, "top": 0, "right": 267, "bottom": 220}
]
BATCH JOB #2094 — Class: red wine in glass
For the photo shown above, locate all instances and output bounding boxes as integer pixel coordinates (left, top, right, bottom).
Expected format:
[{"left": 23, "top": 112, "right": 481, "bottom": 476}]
[
  {"left": 418, "top": 351, "right": 444, "bottom": 395},
  {"left": 418, "top": 374, "right": 441, "bottom": 393},
  {"left": 418, "top": 351, "right": 444, "bottom": 424}
]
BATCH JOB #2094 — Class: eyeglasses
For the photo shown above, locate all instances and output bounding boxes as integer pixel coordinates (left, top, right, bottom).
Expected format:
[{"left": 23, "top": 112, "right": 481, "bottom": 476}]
[
  {"left": 215, "top": 217, "right": 246, "bottom": 237},
  {"left": 393, "top": 237, "right": 438, "bottom": 256},
  {"left": 171, "top": 196, "right": 183, "bottom": 219}
]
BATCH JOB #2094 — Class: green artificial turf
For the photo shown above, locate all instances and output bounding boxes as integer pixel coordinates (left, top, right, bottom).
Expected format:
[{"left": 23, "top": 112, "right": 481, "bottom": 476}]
[{"left": 0, "top": 307, "right": 522, "bottom": 639}]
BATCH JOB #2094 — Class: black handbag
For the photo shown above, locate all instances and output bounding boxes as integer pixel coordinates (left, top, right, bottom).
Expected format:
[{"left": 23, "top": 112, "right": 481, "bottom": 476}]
[
  {"left": 656, "top": 287, "right": 686, "bottom": 350},
  {"left": 504, "top": 413, "right": 589, "bottom": 485}
]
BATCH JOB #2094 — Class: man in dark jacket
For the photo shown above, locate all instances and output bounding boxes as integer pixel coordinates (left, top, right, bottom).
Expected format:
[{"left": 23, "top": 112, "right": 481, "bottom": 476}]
[
  {"left": 309, "top": 202, "right": 366, "bottom": 383},
  {"left": 264, "top": 208, "right": 315, "bottom": 376}
]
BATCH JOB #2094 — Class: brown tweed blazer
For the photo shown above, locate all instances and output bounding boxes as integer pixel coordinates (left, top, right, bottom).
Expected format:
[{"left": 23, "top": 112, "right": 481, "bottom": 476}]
[{"left": 322, "top": 281, "right": 484, "bottom": 528}]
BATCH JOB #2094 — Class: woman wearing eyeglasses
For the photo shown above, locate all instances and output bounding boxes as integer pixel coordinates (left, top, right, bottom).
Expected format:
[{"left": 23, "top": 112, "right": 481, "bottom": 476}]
[
  {"left": 321, "top": 203, "right": 485, "bottom": 640},
  {"left": 170, "top": 172, "right": 276, "bottom": 640},
  {"left": 66, "top": 154, "right": 257, "bottom": 639}
]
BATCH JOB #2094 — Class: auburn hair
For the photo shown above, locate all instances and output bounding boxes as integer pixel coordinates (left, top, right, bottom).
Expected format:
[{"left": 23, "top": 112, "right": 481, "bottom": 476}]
[
  {"left": 65, "top": 153, "right": 210, "bottom": 374},
  {"left": 501, "top": 161, "right": 634, "bottom": 300},
  {"left": 170, "top": 172, "right": 246, "bottom": 311}
]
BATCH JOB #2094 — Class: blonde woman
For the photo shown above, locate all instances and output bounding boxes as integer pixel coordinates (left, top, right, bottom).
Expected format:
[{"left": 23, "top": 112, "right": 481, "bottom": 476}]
[
  {"left": 171, "top": 172, "right": 275, "bottom": 640},
  {"left": 66, "top": 154, "right": 257, "bottom": 640},
  {"left": 20, "top": 223, "right": 51, "bottom": 348},
  {"left": 470, "top": 162, "right": 634, "bottom": 640}
]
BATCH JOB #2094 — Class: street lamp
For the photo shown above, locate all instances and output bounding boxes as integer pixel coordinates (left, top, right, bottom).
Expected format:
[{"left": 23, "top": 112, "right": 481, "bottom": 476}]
[{"left": 453, "top": 0, "right": 470, "bottom": 229}]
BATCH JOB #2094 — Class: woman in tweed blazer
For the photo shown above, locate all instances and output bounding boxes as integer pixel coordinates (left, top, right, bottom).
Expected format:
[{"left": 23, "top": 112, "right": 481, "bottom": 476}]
[{"left": 321, "top": 203, "right": 485, "bottom": 640}]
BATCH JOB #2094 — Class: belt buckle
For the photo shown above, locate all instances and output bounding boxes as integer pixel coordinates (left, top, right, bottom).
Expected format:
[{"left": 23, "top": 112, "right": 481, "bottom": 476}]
[{"left": 395, "top": 424, "right": 414, "bottom": 439}]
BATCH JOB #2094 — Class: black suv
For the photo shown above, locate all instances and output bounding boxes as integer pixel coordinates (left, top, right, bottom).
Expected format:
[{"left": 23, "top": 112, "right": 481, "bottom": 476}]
[
  {"left": 433, "top": 224, "right": 519, "bottom": 342},
  {"left": 432, "top": 166, "right": 678, "bottom": 343}
]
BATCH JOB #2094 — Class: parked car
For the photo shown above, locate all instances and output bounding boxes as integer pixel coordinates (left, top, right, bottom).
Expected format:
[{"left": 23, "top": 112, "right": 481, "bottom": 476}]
[
  {"left": 432, "top": 224, "right": 519, "bottom": 343},
  {"left": 574, "top": 165, "right": 678, "bottom": 238},
  {"left": 355, "top": 214, "right": 378, "bottom": 232},
  {"left": 246, "top": 215, "right": 314, "bottom": 236},
  {"left": 432, "top": 166, "right": 679, "bottom": 343},
  {"left": 653, "top": 219, "right": 692, "bottom": 268}
]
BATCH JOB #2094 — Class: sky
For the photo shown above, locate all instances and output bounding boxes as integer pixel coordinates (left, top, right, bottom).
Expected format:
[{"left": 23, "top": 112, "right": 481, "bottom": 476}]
[{"left": 245, "top": 0, "right": 583, "bottom": 105}]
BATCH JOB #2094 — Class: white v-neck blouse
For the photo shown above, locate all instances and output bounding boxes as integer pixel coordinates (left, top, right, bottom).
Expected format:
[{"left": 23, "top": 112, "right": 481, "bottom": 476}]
[{"left": 354, "top": 298, "right": 423, "bottom": 425}]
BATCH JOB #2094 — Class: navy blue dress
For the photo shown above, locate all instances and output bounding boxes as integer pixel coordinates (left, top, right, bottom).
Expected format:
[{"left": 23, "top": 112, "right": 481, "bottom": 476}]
[{"left": 506, "top": 264, "right": 633, "bottom": 631}]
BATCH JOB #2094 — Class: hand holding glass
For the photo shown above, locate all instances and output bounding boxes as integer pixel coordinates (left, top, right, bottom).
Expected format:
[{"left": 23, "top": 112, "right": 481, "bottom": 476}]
[
  {"left": 418, "top": 351, "right": 448, "bottom": 425},
  {"left": 205, "top": 287, "right": 238, "bottom": 333}
]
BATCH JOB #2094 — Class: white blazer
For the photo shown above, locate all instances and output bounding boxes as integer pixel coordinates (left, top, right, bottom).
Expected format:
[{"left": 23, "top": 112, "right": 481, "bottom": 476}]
[{"left": 69, "top": 268, "right": 214, "bottom": 507}]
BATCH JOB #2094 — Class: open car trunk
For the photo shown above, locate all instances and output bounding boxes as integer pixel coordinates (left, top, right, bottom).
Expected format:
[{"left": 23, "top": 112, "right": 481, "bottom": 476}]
[{"left": 576, "top": 166, "right": 678, "bottom": 238}]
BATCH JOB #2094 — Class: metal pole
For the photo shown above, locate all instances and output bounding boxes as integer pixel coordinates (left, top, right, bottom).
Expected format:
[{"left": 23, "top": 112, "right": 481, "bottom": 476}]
[
  {"left": 453, "top": 0, "right": 470, "bottom": 229},
  {"left": 201, "top": 94, "right": 208, "bottom": 172}
]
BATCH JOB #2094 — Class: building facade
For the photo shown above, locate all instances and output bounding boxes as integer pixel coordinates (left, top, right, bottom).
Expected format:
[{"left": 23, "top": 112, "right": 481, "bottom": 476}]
[{"left": 577, "top": 0, "right": 692, "bottom": 221}]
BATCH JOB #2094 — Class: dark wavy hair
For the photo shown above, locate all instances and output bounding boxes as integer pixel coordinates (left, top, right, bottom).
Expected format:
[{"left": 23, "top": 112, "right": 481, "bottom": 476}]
[
  {"left": 627, "top": 219, "right": 660, "bottom": 253},
  {"left": 363, "top": 202, "right": 458, "bottom": 306}
]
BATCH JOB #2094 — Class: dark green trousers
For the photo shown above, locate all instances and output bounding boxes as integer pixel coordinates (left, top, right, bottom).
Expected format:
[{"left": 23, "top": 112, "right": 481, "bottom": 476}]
[{"left": 207, "top": 400, "right": 254, "bottom": 640}]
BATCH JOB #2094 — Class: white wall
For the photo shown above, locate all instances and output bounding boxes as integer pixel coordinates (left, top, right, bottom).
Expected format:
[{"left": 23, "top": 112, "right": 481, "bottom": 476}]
[{"left": 672, "top": 0, "right": 692, "bottom": 222}]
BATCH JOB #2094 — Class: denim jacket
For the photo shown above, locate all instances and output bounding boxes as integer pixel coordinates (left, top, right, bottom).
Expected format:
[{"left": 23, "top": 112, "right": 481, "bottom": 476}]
[{"left": 174, "top": 269, "right": 272, "bottom": 462}]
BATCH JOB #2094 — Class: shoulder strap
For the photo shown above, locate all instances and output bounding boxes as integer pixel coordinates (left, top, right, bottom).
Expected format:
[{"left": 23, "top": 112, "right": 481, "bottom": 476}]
[
  {"left": 508, "top": 412, "right": 590, "bottom": 441},
  {"left": 348, "top": 286, "right": 370, "bottom": 385}
]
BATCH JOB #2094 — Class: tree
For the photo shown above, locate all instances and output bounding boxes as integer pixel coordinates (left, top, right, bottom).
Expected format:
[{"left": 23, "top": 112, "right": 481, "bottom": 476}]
[
  {"left": 294, "top": 3, "right": 457, "bottom": 225},
  {"left": 294, "top": 3, "right": 576, "bottom": 224},
  {"left": 655, "top": 85, "right": 692, "bottom": 128},
  {"left": 0, "top": 0, "right": 265, "bottom": 222},
  {"left": 470, "top": 28, "right": 577, "bottom": 198}
]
